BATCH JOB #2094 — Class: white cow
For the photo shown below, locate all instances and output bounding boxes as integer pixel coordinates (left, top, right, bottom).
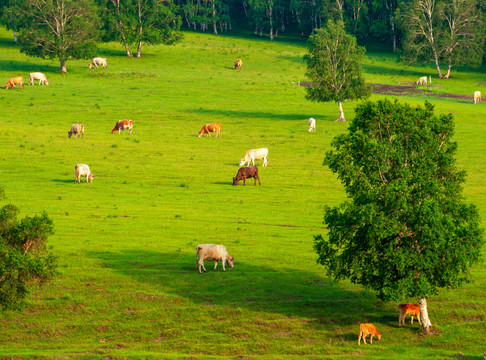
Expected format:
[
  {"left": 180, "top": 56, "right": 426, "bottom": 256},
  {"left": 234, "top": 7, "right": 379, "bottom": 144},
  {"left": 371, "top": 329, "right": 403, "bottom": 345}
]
[
  {"left": 239, "top": 148, "right": 268, "bottom": 167},
  {"left": 29, "top": 72, "right": 49, "bottom": 86},
  {"left": 196, "top": 244, "right": 234, "bottom": 274},
  {"left": 308, "top": 117, "right": 316, "bottom": 132},
  {"left": 74, "top": 164, "right": 94, "bottom": 183},
  {"left": 88, "top": 57, "right": 107, "bottom": 69},
  {"left": 416, "top": 76, "right": 427, "bottom": 85}
]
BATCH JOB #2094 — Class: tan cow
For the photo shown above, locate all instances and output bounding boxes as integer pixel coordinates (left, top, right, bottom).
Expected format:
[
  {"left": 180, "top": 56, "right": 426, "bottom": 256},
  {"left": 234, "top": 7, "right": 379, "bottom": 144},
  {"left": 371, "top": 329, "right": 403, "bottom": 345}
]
[
  {"left": 239, "top": 148, "right": 268, "bottom": 167},
  {"left": 29, "top": 72, "right": 49, "bottom": 86},
  {"left": 416, "top": 76, "right": 427, "bottom": 85},
  {"left": 198, "top": 123, "right": 221, "bottom": 137},
  {"left": 74, "top": 164, "right": 94, "bottom": 183},
  {"left": 5, "top": 77, "right": 24, "bottom": 90},
  {"left": 196, "top": 244, "right": 234, "bottom": 274},
  {"left": 234, "top": 59, "right": 242, "bottom": 70},
  {"left": 398, "top": 303, "right": 422, "bottom": 327},
  {"left": 474, "top": 91, "right": 481, "bottom": 104},
  {"left": 88, "top": 57, "right": 107, "bottom": 69},
  {"left": 68, "top": 124, "right": 84, "bottom": 139},
  {"left": 111, "top": 120, "right": 133, "bottom": 135}
]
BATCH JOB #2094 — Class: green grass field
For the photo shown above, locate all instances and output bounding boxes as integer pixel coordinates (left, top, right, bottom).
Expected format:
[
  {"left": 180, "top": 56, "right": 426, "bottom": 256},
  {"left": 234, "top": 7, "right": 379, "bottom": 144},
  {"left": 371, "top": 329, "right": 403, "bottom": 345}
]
[{"left": 0, "top": 26, "right": 484, "bottom": 359}]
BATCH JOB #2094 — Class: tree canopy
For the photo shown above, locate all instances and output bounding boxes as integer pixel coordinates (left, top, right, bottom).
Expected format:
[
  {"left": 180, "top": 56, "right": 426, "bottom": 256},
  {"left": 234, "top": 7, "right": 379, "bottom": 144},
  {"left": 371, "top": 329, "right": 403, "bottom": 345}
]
[
  {"left": 304, "top": 20, "right": 371, "bottom": 122},
  {"left": 314, "top": 99, "right": 484, "bottom": 332},
  {"left": 3, "top": 0, "right": 100, "bottom": 72},
  {"left": 0, "top": 188, "right": 57, "bottom": 311}
]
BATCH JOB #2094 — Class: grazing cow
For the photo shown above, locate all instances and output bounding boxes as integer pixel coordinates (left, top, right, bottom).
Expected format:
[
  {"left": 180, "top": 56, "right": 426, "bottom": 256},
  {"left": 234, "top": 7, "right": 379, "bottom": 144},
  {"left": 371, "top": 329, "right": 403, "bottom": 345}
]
[
  {"left": 416, "top": 76, "right": 427, "bottom": 85},
  {"left": 308, "top": 117, "right": 316, "bottom": 132},
  {"left": 239, "top": 148, "right": 268, "bottom": 167},
  {"left": 234, "top": 58, "right": 242, "bottom": 70},
  {"left": 68, "top": 124, "right": 85, "bottom": 139},
  {"left": 233, "top": 166, "right": 261, "bottom": 186},
  {"left": 198, "top": 123, "right": 221, "bottom": 137},
  {"left": 473, "top": 91, "right": 481, "bottom": 104},
  {"left": 5, "top": 77, "right": 24, "bottom": 90},
  {"left": 74, "top": 164, "right": 94, "bottom": 183},
  {"left": 196, "top": 244, "right": 234, "bottom": 274},
  {"left": 29, "top": 72, "right": 49, "bottom": 86},
  {"left": 88, "top": 57, "right": 107, "bottom": 69},
  {"left": 398, "top": 303, "right": 422, "bottom": 327},
  {"left": 358, "top": 323, "right": 381, "bottom": 345},
  {"left": 111, "top": 120, "right": 133, "bottom": 135}
]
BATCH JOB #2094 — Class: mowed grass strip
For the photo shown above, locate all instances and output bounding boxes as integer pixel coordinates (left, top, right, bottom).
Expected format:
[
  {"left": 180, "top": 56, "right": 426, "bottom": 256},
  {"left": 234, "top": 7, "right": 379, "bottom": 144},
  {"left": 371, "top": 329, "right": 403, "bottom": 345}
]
[{"left": 0, "top": 27, "right": 484, "bottom": 359}]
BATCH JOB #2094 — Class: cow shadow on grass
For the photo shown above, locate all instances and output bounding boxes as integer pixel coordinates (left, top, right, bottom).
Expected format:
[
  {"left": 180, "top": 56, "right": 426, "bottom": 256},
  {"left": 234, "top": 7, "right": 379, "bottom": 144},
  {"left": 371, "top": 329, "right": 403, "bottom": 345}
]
[{"left": 88, "top": 249, "right": 388, "bottom": 327}]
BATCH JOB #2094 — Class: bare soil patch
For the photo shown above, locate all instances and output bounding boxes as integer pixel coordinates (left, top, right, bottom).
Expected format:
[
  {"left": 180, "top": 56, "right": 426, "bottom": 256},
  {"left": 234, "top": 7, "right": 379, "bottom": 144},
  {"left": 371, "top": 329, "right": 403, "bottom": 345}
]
[{"left": 298, "top": 81, "right": 471, "bottom": 101}]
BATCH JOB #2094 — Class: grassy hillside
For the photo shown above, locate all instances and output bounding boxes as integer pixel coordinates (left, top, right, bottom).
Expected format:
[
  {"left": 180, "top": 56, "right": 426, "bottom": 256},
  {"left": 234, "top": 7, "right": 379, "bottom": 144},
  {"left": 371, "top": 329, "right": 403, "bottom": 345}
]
[{"left": 0, "top": 27, "right": 484, "bottom": 359}]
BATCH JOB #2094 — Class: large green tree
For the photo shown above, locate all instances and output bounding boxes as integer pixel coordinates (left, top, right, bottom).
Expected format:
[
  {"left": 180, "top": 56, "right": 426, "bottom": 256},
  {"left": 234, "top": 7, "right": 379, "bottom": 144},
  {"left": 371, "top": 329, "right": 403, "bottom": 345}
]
[
  {"left": 314, "top": 99, "right": 484, "bottom": 334},
  {"left": 400, "top": 0, "right": 484, "bottom": 79},
  {"left": 3, "top": 0, "right": 100, "bottom": 72},
  {"left": 100, "top": 0, "right": 182, "bottom": 57},
  {"left": 0, "top": 188, "right": 57, "bottom": 310},
  {"left": 304, "top": 20, "right": 371, "bottom": 122}
]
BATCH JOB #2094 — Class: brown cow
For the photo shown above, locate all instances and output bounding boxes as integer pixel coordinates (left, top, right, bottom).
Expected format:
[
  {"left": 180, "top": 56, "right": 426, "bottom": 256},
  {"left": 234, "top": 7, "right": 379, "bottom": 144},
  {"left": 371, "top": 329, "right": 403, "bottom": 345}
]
[
  {"left": 111, "top": 120, "right": 133, "bottom": 135},
  {"left": 68, "top": 124, "right": 84, "bottom": 139},
  {"left": 198, "top": 123, "right": 221, "bottom": 137},
  {"left": 5, "top": 77, "right": 24, "bottom": 90},
  {"left": 233, "top": 166, "right": 261, "bottom": 186},
  {"left": 196, "top": 244, "right": 234, "bottom": 274},
  {"left": 398, "top": 303, "right": 422, "bottom": 327}
]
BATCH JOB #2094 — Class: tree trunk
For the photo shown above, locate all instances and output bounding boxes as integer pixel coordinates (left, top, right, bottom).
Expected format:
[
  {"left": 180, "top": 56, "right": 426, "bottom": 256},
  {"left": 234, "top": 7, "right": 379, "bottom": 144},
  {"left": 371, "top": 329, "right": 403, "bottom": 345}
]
[
  {"left": 124, "top": 44, "right": 132, "bottom": 57},
  {"left": 135, "top": 41, "right": 142, "bottom": 58},
  {"left": 60, "top": 59, "right": 68, "bottom": 73},
  {"left": 335, "top": 101, "right": 346, "bottom": 122},
  {"left": 419, "top": 298, "right": 432, "bottom": 335},
  {"left": 212, "top": 0, "right": 217, "bottom": 34},
  {"left": 444, "top": 64, "right": 452, "bottom": 79},
  {"left": 12, "top": 29, "right": 17, "bottom": 42}
]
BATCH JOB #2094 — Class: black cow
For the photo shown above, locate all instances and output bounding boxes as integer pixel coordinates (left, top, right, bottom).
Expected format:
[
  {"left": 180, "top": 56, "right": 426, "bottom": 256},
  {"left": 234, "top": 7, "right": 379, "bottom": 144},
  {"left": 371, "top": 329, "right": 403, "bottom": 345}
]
[{"left": 233, "top": 166, "right": 261, "bottom": 186}]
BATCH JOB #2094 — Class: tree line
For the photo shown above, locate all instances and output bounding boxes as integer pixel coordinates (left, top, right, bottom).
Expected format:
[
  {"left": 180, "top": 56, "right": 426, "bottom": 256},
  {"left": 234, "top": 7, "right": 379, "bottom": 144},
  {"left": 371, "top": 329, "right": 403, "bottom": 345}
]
[{"left": 0, "top": 0, "right": 485, "bottom": 78}]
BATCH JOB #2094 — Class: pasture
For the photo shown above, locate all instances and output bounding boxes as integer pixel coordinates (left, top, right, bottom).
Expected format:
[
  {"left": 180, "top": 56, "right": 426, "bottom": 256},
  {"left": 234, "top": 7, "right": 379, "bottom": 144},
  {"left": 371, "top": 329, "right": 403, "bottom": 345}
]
[{"left": 0, "top": 26, "right": 485, "bottom": 359}]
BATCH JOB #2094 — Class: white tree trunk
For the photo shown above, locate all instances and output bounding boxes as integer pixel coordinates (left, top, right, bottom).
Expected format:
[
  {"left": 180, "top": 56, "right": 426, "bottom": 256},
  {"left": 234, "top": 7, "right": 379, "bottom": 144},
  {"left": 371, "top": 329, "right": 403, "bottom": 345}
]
[
  {"left": 60, "top": 59, "right": 68, "bottom": 73},
  {"left": 335, "top": 101, "right": 346, "bottom": 122},
  {"left": 419, "top": 298, "right": 432, "bottom": 335}
]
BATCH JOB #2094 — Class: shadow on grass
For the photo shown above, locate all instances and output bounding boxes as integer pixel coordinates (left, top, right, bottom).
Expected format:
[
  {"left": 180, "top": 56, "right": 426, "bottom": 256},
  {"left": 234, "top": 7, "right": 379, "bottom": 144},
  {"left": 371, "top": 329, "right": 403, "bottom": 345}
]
[
  {"left": 362, "top": 63, "right": 432, "bottom": 79},
  {"left": 0, "top": 59, "right": 59, "bottom": 74},
  {"left": 213, "top": 181, "right": 234, "bottom": 186},
  {"left": 190, "top": 108, "right": 317, "bottom": 121},
  {"left": 52, "top": 179, "right": 73, "bottom": 183},
  {"left": 88, "top": 250, "right": 385, "bottom": 325}
]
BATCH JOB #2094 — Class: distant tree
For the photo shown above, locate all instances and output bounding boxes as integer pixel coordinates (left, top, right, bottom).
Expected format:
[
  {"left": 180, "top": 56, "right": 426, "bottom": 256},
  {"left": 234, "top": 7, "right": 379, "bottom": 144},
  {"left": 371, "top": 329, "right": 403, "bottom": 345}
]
[
  {"left": 3, "top": 0, "right": 100, "bottom": 72},
  {"left": 304, "top": 20, "right": 371, "bottom": 122},
  {"left": 0, "top": 187, "right": 57, "bottom": 311},
  {"left": 100, "top": 0, "right": 182, "bottom": 57},
  {"left": 401, "top": 0, "right": 484, "bottom": 79},
  {"left": 314, "top": 99, "right": 484, "bottom": 334}
]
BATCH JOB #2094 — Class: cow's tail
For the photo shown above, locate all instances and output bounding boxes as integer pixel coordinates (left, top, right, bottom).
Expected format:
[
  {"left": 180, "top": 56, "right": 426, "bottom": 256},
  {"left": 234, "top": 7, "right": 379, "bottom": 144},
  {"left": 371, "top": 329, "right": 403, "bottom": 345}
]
[{"left": 196, "top": 246, "right": 200, "bottom": 268}]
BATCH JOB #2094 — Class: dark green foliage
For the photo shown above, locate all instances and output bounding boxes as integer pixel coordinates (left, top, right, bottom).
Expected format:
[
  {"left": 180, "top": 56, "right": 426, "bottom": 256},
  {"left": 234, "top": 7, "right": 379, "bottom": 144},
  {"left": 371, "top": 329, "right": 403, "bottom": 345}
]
[
  {"left": 3, "top": 0, "right": 99, "bottom": 71},
  {"left": 304, "top": 20, "right": 371, "bottom": 104},
  {"left": 315, "top": 99, "right": 484, "bottom": 301},
  {"left": 99, "top": 0, "right": 182, "bottom": 57},
  {"left": 0, "top": 189, "right": 57, "bottom": 311}
]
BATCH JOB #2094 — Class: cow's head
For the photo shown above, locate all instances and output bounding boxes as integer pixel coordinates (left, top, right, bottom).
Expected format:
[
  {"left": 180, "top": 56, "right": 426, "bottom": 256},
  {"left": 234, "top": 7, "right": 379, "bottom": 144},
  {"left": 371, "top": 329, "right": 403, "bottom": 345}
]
[
  {"left": 88, "top": 174, "right": 95, "bottom": 183},
  {"left": 238, "top": 159, "right": 245, "bottom": 167},
  {"left": 68, "top": 131, "right": 72, "bottom": 138},
  {"left": 232, "top": 177, "right": 239, "bottom": 186},
  {"left": 226, "top": 256, "right": 234, "bottom": 268},
  {"left": 45, "top": 80, "right": 49, "bottom": 86},
  {"left": 111, "top": 128, "right": 117, "bottom": 134}
]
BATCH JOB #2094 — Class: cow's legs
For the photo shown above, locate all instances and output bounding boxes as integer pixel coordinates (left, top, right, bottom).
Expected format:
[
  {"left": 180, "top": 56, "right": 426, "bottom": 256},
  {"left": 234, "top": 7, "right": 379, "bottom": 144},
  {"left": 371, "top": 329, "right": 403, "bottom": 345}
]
[
  {"left": 214, "top": 261, "right": 218, "bottom": 271},
  {"left": 222, "top": 259, "right": 226, "bottom": 272},
  {"left": 199, "top": 259, "right": 207, "bottom": 273},
  {"left": 243, "top": 177, "right": 246, "bottom": 186}
]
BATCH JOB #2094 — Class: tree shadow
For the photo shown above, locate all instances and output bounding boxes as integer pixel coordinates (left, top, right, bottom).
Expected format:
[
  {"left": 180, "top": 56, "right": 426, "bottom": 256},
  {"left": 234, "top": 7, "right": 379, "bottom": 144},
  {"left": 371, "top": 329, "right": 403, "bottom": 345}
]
[
  {"left": 190, "top": 108, "right": 324, "bottom": 122},
  {"left": 362, "top": 63, "right": 433, "bottom": 79},
  {"left": 88, "top": 250, "right": 385, "bottom": 325},
  {"left": 0, "top": 59, "right": 59, "bottom": 74},
  {"left": 213, "top": 181, "right": 234, "bottom": 186}
]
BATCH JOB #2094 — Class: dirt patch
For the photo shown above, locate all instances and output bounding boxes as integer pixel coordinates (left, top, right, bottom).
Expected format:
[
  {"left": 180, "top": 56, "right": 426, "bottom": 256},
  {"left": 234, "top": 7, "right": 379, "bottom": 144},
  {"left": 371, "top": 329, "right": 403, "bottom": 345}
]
[{"left": 298, "top": 81, "right": 471, "bottom": 101}]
